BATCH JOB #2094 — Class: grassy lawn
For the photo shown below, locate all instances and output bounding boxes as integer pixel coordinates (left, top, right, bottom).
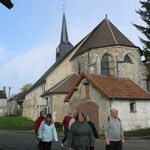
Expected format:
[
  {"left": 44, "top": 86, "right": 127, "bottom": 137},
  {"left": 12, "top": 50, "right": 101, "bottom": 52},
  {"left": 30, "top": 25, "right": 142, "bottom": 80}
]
[{"left": 0, "top": 116, "right": 34, "bottom": 130}]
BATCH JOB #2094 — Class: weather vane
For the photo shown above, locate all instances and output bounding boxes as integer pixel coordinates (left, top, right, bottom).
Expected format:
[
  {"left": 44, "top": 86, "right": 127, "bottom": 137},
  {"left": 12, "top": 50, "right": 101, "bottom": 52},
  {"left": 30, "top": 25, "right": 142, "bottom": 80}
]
[{"left": 62, "top": 4, "right": 66, "bottom": 13}]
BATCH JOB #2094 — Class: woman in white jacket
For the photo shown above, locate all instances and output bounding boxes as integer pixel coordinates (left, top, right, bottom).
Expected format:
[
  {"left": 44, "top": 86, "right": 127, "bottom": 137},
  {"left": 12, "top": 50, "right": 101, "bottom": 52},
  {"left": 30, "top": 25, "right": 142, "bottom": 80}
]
[{"left": 38, "top": 113, "right": 58, "bottom": 150}]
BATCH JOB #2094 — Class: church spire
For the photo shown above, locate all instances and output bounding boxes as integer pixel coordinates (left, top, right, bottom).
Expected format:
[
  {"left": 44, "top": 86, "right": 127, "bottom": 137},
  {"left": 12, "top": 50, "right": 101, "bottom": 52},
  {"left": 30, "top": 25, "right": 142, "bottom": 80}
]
[
  {"left": 56, "top": 12, "right": 73, "bottom": 62},
  {"left": 60, "top": 13, "right": 68, "bottom": 44}
]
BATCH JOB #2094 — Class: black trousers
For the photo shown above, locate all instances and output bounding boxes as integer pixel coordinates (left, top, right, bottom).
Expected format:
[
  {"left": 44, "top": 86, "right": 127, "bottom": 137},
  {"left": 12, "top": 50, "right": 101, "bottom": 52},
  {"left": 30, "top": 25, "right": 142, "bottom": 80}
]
[
  {"left": 106, "top": 141, "right": 123, "bottom": 150},
  {"left": 41, "top": 141, "right": 52, "bottom": 150}
]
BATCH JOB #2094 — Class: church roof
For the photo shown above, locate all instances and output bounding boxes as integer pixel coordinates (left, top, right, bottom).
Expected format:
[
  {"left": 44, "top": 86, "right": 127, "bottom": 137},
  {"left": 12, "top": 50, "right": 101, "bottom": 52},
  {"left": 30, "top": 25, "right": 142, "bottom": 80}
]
[
  {"left": 41, "top": 73, "right": 80, "bottom": 96},
  {"left": 25, "top": 18, "right": 140, "bottom": 95},
  {"left": 64, "top": 72, "right": 150, "bottom": 102},
  {"left": 0, "top": 90, "right": 7, "bottom": 99},
  {"left": 72, "top": 18, "right": 138, "bottom": 58}
]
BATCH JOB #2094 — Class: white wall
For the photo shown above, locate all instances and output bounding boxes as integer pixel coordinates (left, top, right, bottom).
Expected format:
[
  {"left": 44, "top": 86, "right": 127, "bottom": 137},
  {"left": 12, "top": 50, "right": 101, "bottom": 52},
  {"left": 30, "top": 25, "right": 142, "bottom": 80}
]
[{"left": 111, "top": 100, "right": 150, "bottom": 131}]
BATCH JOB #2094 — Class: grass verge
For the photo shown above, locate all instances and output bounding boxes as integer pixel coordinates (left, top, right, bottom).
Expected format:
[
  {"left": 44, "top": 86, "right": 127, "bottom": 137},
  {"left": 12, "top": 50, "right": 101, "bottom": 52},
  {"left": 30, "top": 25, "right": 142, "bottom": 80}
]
[
  {"left": 124, "top": 128, "right": 150, "bottom": 137},
  {"left": 0, "top": 116, "right": 34, "bottom": 130}
]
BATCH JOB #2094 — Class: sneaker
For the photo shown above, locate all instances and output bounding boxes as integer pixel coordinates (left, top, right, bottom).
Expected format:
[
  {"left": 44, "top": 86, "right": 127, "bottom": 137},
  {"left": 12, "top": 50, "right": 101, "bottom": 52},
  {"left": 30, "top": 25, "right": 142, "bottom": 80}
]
[{"left": 60, "top": 141, "right": 63, "bottom": 147}]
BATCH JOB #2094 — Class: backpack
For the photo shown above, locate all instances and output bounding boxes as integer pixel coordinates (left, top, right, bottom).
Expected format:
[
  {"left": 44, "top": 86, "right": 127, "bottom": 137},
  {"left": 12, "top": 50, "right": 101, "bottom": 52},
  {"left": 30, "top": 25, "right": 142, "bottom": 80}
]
[{"left": 108, "top": 116, "right": 120, "bottom": 122}]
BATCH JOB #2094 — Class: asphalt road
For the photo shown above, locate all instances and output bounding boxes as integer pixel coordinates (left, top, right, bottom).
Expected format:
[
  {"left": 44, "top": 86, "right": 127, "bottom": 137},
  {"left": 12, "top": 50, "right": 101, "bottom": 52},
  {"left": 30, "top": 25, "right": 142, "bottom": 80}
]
[{"left": 0, "top": 130, "right": 149, "bottom": 150}]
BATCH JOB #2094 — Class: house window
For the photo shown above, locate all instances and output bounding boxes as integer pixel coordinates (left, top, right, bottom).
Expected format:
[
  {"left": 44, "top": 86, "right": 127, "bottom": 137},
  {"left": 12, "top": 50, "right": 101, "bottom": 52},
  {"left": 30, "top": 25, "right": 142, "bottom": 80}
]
[
  {"left": 124, "top": 55, "right": 132, "bottom": 63},
  {"left": 130, "top": 102, "right": 137, "bottom": 113},
  {"left": 78, "top": 62, "right": 84, "bottom": 74},
  {"left": 101, "top": 54, "right": 114, "bottom": 76},
  {"left": 85, "top": 84, "right": 90, "bottom": 99},
  {"left": 82, "top": 81, "right": 90, "bottom": 99}
]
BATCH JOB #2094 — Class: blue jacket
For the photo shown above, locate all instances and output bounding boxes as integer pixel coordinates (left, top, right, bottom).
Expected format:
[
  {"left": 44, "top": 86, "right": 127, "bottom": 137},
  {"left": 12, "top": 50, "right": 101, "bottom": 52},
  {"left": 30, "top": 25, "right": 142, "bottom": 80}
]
[{"left": 38, "top": 120, "right": 58, "bottom": 142}]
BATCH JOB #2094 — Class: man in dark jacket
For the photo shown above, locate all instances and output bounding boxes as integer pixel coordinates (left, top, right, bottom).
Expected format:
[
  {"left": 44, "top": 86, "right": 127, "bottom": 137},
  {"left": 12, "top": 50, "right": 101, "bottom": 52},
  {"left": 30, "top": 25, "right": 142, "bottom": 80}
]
[
  {"left": 34, "top": 111, "right": 45, "bottom": 149},
  {"left": 60, "top": 111, "right": 72, "bottom": 147}
]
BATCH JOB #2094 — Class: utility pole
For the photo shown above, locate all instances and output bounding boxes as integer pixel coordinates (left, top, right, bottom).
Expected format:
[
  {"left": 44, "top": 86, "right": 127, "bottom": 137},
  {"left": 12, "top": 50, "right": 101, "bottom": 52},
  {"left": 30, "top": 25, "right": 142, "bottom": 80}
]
[{"left": 8, "top": 86, "right": 11, "bottom": 99}]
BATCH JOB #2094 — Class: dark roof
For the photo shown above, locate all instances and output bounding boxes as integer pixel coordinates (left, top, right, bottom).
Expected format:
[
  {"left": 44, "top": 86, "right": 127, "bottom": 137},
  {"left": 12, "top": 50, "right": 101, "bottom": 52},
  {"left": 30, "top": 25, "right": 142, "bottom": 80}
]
[
  {"left": 64, "top": 72, "right": 150, "bottom": 102},
  {"left": 41, "top": 73, "right": 80, "bottom": 97},
  {"left": 0, "top": 91, "right": 7, "bottom": 99},
  {"left": 72, "top": 18, "right": 139, "bottom": 58}
]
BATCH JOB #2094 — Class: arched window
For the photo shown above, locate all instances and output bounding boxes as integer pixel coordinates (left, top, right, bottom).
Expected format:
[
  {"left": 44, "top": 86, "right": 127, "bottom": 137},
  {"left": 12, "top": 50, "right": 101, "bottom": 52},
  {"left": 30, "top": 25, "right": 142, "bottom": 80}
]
[
  {"left": 124, "top": 55, "right": 132, "bottom": 63},
  {"left": 130, "top": 102, "right": 136, "bottom": 113},
  {"left": 101, "top": 54, "right": 114, "bottom": 76}
]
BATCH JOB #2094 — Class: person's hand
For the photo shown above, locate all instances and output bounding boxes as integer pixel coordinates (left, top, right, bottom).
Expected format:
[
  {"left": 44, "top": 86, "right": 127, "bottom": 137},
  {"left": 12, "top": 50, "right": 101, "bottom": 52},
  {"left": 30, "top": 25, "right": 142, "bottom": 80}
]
[
  {"left": 121, "top": 138, "right": 125, "bottom": 143},
  {"left": 106, "top": 139, "right": 110, "bottom": 145},
  {"left": 68, "top": 148, "right": 72, "bottom": 150}
]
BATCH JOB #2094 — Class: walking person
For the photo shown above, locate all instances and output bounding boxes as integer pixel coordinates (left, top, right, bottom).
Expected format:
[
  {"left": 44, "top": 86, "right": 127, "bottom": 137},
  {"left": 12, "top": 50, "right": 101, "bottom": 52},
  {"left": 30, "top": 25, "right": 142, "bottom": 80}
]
[
  {"left": 34, "top": 111, "right": 45, "bottom": 149},
  {"left": 103, "top": 108, "right": 125, "bottom": 150},
  {"left": 38, "top": 113, "right": 58, "bottom": 150},
  {"left": 85, "top": 114, "right": 99, "bottom": 150},
  {"left": 60, "top": 111, "right": 72, "bottom": 147},
  {"left": 69, "top": 112, "right": 77, "bottom": 129},
  {"left": 68, "top": 112, "right": 94, "bottom": 150}
]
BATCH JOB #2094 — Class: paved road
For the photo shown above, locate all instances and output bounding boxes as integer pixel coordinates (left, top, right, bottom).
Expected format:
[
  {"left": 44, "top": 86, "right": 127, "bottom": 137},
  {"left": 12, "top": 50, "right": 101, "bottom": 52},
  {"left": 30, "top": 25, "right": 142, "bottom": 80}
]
[{"left": 0, "top": 130, "right": 149, "bottom": 150}]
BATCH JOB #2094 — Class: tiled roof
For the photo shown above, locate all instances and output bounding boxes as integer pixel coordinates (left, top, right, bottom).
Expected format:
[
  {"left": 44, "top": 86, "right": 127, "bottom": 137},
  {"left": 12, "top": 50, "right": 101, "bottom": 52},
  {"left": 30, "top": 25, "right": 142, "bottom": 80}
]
[
  {"left": 72, "top": 18, "right": 138, "bottom": 58},
  {"left": 41, "top": 73, "right": 80, "bottom": 97},
  {"left": 0, "top": 91, "right": 7, "bottom": 99},
  {"left": 64, "top": 72, "right": 150, "bottom": 102}
]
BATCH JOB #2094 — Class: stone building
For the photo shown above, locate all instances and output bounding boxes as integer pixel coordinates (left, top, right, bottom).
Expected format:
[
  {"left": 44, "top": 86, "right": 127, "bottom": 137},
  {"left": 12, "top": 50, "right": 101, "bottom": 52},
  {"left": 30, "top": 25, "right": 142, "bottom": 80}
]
[
  {"left": 22, "top": 15, "right": 150, "bottom": 131},
  {"left": 7, "top": 92, "right": 25, "bottom": 116},
  {"left": 64, "top": 72, "right": 150, "bottom": 132}
]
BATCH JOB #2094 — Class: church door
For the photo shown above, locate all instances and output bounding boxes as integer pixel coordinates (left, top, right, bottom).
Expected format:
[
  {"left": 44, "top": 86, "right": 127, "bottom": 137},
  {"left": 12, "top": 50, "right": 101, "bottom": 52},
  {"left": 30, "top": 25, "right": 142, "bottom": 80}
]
[{"left": 76, "top": 101, "right": 99, "bottom": 130}]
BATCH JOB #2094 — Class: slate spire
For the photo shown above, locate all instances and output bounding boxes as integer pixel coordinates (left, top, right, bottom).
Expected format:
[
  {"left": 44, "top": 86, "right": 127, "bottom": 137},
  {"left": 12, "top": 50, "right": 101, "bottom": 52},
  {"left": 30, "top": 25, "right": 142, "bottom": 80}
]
[{"left": 56, "top": 13, "right": 73, "bottom": 62}]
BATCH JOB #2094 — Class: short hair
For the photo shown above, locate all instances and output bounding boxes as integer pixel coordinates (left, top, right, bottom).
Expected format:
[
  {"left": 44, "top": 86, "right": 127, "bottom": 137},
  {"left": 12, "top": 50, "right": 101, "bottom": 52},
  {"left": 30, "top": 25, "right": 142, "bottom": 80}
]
[
  {"left": 40, "top": 111, "right": 45, "bottom": 115},
  {"left": 46, "top": 113, "right": 52, "bottom": 118},
  {"left": 75, "top": 112, "right": 84, "bottom": 121},
  {"left": 85, "top": 114, "right": 91, "bottom": 119}
]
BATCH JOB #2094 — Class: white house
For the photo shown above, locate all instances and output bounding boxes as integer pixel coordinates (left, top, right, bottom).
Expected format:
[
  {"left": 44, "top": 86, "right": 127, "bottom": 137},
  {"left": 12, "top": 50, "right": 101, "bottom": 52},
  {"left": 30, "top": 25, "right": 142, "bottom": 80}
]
[{"left": 0, "top": 87, "right": 7, "bottom": 116}]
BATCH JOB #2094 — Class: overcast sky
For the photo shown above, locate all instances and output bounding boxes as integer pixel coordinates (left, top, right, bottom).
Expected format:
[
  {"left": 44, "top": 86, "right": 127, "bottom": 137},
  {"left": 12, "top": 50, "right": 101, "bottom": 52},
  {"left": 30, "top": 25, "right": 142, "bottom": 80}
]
[{"left": 0, "top": 0, "right": 145, "bottom": 97}]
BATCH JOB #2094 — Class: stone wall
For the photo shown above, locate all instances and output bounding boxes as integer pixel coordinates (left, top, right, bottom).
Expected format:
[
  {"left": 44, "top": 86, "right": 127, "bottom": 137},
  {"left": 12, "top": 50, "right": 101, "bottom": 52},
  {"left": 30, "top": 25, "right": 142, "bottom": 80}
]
[
  {"left": 0, "top": 99, "right": 7, "bottom": 116},
  {"left": 72, "top": 46, "right": 147, "bottom": 90}
]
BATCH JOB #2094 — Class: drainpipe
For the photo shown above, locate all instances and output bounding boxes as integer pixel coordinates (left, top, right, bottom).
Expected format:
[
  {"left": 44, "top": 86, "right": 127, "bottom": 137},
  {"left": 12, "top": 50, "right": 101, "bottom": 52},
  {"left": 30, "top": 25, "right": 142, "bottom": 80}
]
[{"left": 49, "top": 92, "right": 52, "bottom": 115}]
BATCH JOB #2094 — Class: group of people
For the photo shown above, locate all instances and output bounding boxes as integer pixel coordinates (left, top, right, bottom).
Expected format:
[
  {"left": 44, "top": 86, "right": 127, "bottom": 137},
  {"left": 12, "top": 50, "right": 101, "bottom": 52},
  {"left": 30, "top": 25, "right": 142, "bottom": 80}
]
[{"left": 34, "top": 108, "right": 125, "bottom": 150}]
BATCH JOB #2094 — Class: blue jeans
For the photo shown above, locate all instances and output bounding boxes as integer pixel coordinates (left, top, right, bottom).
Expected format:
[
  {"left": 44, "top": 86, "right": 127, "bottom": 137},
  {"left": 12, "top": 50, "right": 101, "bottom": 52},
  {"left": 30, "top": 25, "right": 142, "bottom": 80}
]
[{"left": 62, "top": 129, "right": 69, "bottom": 144}]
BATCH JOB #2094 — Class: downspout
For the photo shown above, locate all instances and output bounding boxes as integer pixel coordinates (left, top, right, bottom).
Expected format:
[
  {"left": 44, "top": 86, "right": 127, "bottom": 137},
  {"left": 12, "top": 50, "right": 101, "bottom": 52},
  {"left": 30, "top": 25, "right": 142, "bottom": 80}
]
[{"left": 49, "top": 92, "right": 52, "bottom": 115}]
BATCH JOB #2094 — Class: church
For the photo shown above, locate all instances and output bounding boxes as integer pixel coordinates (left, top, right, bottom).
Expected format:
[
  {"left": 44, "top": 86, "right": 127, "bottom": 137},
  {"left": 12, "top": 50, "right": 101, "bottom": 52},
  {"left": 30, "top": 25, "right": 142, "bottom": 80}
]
[{"left": 22, "top": 13, "right": 150, "bottom": 132}]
